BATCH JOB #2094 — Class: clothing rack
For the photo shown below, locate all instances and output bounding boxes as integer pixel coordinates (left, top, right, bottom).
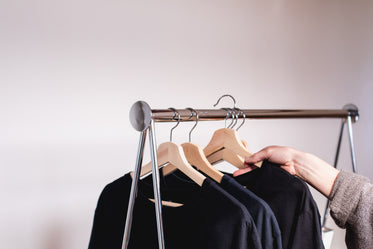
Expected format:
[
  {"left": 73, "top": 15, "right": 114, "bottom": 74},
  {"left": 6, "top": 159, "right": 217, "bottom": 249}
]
[{"left": 122, "top": 100, "right": 359, "bottom": 249}]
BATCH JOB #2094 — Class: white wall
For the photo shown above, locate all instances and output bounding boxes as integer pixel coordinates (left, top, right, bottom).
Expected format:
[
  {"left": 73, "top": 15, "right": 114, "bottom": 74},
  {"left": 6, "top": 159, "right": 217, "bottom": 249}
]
[{"left": 1, "top": 1, "right": 372, "bottom": 249}]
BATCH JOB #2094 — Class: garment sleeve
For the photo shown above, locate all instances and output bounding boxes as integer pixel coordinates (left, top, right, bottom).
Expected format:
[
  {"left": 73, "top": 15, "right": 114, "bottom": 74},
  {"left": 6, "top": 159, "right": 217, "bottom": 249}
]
[
  {"left": 88, "top": 187, "right": 110, "bottom": 249},
  {"left": 88, "top": 186, "right": 124, "bottom": 249},
  {"left": 287, "top": 210, "right": 324, "bottom": 249},
  {"left": 329, "top": 170, "right": 373, "bottom": 249}
]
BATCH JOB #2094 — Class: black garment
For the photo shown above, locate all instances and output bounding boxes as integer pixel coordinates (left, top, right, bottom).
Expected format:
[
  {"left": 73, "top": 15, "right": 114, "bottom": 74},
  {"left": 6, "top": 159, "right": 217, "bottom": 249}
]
[
  {"left": 231, "top": 161, "right": 324, "bottom": 249},
  {"left": 221, "top": 175, "right": 282, "bottom": 249},
  {"left": 88, "top": 173, "right": 262, "bottom": 249},
  {"left": 166, "top": 171, "right": 282, "bottom": 249}
]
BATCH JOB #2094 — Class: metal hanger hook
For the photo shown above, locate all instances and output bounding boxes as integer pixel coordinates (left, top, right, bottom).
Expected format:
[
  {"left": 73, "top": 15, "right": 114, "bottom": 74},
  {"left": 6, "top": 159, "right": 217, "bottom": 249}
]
[
  {"left": 221, "top": 108, "right": 231, "bottom": 128},
  {"left": 230, "top": 108, "right": 239, "bottom": 129},
  {"left": 168, "top": 107, "right": 180, "bottom": 142},
  {"left": 227, "top": 108, "right": 236, "bottom": 129},
  {"left": 186, "top": 107, "right": 199, "bottom": 142},
  {"left": 235, "top": 107, "right": 246, "bottom": 131},
  {"left": 213, "top": 94, "right": 237, "bottom": 109}
]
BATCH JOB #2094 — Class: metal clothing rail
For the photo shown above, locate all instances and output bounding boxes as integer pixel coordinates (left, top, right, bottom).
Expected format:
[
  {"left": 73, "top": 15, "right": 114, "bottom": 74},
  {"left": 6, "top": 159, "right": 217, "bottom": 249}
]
[
  {"left": 122, "top": 101, "right": 359, "bottom": 249},
  {"left": 151, "top": 109, "right": 359, "bottom": 122}
]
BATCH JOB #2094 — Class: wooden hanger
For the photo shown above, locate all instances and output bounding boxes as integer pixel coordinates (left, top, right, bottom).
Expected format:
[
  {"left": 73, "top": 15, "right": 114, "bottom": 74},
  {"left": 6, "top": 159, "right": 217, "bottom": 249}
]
[
  {"left": 162, "top": 142, "right": 224, "bottom": 182},
  {"left": 138, "top": 108, "right": 206, "bottom": 186},
  {"left": 207, "top": 140, "right": 247, "bottom": 169},
  {"left": 204, "top": 128, "right": 262, "bottom": 168},
  {"left": 202, "top": 95, "right": 261, "bottom": 168},
  {"left": 132, "top": 142, "right": 203, "bottom": 207},
  {"left": 182, "top": 143, "right": 224, "bottom": 182},
  {"left": 140, "top": 142, "right": 224, "bottom": 183},
  {"left": 149, "top": 108, "right": 224, "bottom": 183},
  {"left": 158, "top": 143, "right": 224, "bottom": 183},
  {"left": 139, "top": 142, "right": 206, "bottom": 186}
]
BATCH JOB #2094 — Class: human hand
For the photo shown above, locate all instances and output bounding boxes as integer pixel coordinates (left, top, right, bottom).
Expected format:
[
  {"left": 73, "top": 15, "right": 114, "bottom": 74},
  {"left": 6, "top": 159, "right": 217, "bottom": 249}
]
[
  {"left": 233, "top": 145, "right": 305, "bottom": 177},
  {"left": 233, "top": 145, "right": 340, "bottom": 198}
]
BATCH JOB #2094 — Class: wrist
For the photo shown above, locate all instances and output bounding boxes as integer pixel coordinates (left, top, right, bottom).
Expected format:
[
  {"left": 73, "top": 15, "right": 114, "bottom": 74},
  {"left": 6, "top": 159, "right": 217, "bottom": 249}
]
[
  {"left": 293, "top": 152, "right": 340, "bottom": 197},
  {"left": 291, "top": 150, "right": 311, "bottom": 179}
]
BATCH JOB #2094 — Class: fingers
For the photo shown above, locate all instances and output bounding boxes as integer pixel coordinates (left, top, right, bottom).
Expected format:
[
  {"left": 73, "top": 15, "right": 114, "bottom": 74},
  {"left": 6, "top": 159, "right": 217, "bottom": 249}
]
[
  {"left": 237, "top": 145, "right": 301, "bottom": 177},
  {"left": 233, "top": 165, "right": 256, "bottom": 177},
  {"left": 244, "top": 146, "right": 274, "bottom": 164}
]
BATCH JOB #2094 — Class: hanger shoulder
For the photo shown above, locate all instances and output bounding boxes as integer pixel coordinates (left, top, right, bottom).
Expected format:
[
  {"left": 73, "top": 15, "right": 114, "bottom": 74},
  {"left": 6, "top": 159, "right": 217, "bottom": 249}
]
[
  {"left": 203, "top": 128, "right": 252, "bottom": 157},
  {"left": 160, "top": 142, "right": 206, "bottom": 186},
  {"left": 221, "top": 128, "right": 252, "bottom": 157},
  {"left": 181, "top": 143, "right": 223, "bottom": 183},
  {"left": 138, "top": 144, "right": 169, "bottom": 177},
  {"left": 162, "top": 163, "right": 177, "bottom": 175},
  {"left": 203, "top": 128, "right": 226, "bottom": 156},
  {"left": 181, "top": 143, "right": 209, "bottom": 169},
  {"left": 138, "top": 142, "right": 206, "bottom": 186},
  {"left": 206, "top": 138, "right": 262, "bottom": 168},
  {"left": 207, "top": 148, "right": 246, "bottom": 169}
]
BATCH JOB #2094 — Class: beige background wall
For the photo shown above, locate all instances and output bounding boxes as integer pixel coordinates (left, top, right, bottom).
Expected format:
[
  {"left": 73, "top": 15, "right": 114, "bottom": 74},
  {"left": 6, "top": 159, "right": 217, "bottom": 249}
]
[{"left": 1, "top": 1, "right": 372, "bottom": 249}]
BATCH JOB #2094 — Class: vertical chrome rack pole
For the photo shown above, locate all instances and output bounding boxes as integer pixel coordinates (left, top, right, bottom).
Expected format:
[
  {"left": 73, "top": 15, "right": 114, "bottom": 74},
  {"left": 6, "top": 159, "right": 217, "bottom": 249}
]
[
  {"left": 122, "top": 130, "right": 147, "bottom": 249},
  {"left": 126, "top": 101, "right": 166, "bottom": 249},
  {"left": 347, "top": 115, "right": 358, "bottom": 173},
  {"left": 149, "top": 120, "right": 166, "bottom": 249}
]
